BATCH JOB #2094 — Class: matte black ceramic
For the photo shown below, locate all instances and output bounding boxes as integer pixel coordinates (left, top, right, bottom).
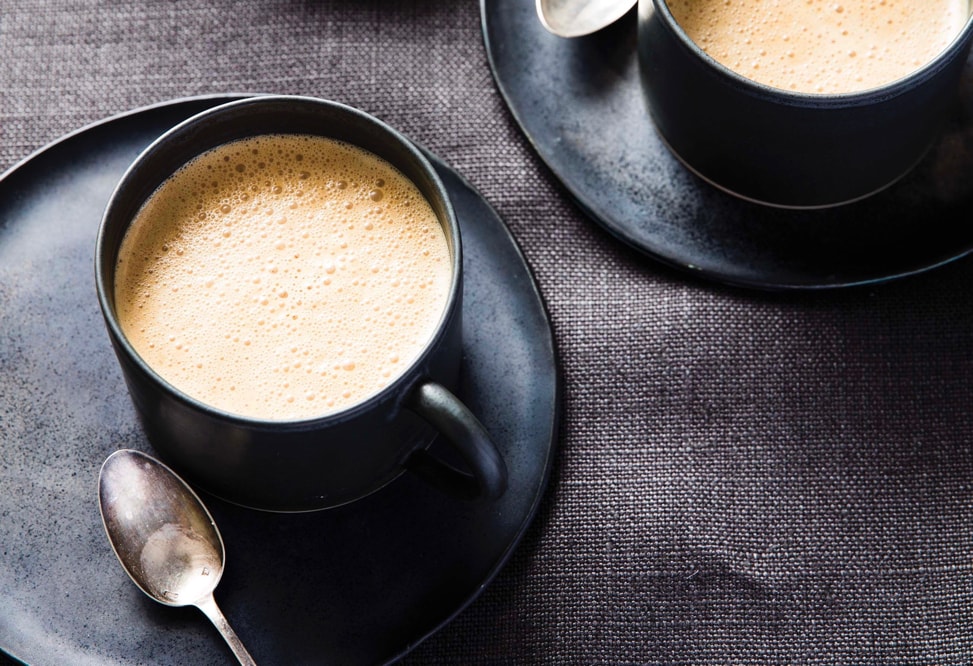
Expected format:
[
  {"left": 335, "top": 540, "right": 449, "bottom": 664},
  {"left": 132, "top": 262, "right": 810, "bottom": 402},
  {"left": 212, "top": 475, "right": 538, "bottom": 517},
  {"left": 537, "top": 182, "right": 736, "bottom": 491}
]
[
  {"left": 1, "top": 95, "right": 557, "bottom": 664},
  {"left": 638, "top": 0, "right": 973, "bottom": 208},
  {"left": 481, "top": 0, "right": 973, "bottom": 290},
  {"left": 95, "top": 95, "right": 506, "bottom": 512}
]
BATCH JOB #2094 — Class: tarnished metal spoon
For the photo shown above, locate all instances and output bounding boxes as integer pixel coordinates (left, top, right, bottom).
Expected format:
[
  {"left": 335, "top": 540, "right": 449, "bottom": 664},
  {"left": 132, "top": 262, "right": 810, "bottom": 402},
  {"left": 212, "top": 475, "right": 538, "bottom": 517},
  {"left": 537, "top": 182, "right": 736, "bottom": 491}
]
[
  {"left": 98, "top": 449, "right": 256, "bottom": 666},
  {"left": 536, "top": 0, "right": 637, "bottom": 37}
]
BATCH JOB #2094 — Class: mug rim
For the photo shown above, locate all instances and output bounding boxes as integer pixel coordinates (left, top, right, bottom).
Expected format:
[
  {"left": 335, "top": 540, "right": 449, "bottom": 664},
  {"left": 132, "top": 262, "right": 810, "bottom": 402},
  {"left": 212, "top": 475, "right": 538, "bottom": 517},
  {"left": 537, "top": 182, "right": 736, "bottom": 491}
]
[
  {"left": 648, "top": 0, "right": 973, "bottom": 107},
  {"left": 95, "top": 94, "right": 462, "bottom": 432}
]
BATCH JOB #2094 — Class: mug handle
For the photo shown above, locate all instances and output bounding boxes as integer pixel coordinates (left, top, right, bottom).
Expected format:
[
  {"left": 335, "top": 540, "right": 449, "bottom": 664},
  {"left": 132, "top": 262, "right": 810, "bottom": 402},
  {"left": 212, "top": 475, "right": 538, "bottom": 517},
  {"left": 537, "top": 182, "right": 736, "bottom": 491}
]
[{"left": 403, "top": 381, "right": 507, "bottom": 501}]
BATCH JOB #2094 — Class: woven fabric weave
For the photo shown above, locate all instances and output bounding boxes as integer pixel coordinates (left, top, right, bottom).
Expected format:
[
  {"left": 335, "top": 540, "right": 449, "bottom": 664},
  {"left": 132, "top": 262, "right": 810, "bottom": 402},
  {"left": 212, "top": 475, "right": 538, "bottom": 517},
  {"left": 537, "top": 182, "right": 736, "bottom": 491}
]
[{"left": 2, "top": 1, "right": 973, "bottom": 663}]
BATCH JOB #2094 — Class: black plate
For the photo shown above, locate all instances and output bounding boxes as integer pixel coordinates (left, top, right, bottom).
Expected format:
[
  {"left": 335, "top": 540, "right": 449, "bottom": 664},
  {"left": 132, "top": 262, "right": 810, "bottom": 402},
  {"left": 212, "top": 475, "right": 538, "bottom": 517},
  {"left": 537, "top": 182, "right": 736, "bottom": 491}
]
[
  {"left": 0, "top": 96, "right": 558, "bottom": 665},
  {"left": 481, "top": 0, "right": 973, "bottom": 290}
]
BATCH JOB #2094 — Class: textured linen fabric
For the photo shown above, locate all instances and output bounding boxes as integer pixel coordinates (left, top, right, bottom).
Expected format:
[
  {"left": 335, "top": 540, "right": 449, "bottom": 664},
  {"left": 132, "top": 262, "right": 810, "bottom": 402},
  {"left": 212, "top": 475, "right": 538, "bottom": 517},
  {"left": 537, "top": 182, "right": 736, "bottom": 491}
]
[{"left": 3, "top": 1, "right": 973, "bottom": 664}]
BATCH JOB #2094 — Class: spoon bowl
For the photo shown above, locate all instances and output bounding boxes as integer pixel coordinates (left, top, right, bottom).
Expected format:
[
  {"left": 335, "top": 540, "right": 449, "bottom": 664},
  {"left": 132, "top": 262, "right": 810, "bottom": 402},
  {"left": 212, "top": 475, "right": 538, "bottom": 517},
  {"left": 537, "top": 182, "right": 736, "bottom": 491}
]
[
  {"left": 99, "top": 449, "right": 256, "bottom": 665},
  {"left": 536, "top": 0, "right": 637, "bottom": 37}
]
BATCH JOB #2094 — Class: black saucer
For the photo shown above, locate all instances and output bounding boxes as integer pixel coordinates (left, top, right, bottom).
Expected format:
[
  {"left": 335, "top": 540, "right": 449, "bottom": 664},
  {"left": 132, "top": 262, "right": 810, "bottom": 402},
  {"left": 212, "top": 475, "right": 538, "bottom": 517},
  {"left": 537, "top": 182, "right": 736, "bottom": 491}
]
[
  {"left": 0, "top": 96, "right": 558, "bottom": 665},
  {"left": 481, "top": 0, "right": 973, "bottom": 290}
]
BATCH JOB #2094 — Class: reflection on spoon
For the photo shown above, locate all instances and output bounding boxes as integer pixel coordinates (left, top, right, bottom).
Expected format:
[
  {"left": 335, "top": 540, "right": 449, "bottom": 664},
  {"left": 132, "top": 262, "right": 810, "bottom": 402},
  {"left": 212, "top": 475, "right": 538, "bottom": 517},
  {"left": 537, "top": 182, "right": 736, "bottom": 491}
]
[
  {"left": 98, "top": 449, "right": 257, "bottom": 666},
  {"left": 536, "top": 0, "right": 637, "bottom": 37},
  {"left": 139, "top": 523, "right": 222, "bottom": 604}
]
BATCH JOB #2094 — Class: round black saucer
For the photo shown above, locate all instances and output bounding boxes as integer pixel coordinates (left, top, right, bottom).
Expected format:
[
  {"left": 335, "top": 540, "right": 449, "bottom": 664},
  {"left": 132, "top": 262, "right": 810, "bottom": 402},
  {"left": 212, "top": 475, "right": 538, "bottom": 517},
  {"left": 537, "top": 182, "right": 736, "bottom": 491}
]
[
  {"left": 0, "top": 96, "right": 558, "bottom": 665},
  {"left": 481, "top": 0, "right": 973, "bottom": 290}
]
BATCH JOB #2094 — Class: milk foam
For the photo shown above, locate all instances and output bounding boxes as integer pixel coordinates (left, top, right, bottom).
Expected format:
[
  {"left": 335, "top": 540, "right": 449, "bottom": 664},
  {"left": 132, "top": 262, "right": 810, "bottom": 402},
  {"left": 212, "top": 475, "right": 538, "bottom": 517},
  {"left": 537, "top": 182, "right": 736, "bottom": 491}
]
[
  {"left": 115, "top": 134, "right": 451, "bottom": 420},
  {"left": 666, "top": 0, "right": 969, "bottom": 93}
]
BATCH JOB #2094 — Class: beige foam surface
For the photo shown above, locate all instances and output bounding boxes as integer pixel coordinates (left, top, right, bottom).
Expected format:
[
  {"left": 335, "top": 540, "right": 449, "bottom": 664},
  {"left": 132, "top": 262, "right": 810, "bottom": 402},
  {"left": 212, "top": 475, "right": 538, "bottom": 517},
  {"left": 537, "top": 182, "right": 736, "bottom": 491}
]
[
  {"left": 115, "top": 134, "right": 451, "bottom": 420},
  {"left": 666, "top": 0, "right": 969, "bottom": 93}
]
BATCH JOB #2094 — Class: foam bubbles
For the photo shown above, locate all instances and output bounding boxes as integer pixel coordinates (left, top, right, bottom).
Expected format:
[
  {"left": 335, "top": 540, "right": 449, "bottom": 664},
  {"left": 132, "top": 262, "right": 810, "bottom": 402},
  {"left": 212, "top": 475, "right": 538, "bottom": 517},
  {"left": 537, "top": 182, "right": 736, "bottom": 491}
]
[
  {"left": 666, "top": 0, "right": 968, "bottom": 93},
  {"left": 115, "top": 134, "right": 451, "bottom": 421}
]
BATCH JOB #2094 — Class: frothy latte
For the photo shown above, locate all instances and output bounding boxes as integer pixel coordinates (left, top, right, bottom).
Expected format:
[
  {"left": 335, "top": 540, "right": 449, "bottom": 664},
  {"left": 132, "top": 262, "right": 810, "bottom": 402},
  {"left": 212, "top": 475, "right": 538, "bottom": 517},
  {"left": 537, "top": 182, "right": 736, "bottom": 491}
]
[
  {"left": 115, "top": 134, "right": 451, "bottom": 421},
  {"left": 665, "top": 0, "right": 969, "bottom": 93}
]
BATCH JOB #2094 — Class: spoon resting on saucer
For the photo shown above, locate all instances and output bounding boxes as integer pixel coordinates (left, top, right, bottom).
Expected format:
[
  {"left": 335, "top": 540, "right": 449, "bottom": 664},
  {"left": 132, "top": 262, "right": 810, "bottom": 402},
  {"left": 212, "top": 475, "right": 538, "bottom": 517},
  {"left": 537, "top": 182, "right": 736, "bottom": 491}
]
[
  {"left": 98, "top": 449, "right": 257, "bottom": 666},
  {"left": 536, "top": 0, "right": 637, "bottom": 37}
]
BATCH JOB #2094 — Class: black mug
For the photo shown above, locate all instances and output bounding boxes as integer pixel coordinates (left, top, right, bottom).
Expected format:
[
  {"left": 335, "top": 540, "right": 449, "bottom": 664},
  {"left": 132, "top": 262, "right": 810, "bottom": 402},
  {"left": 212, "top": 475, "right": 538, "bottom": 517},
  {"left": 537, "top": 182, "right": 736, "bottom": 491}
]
[
  {"left": 638, "top": 0, "right": 973, "bottom": 208},
  {"left": 95, "top": 95, "right": 507, "bottom": 512}
]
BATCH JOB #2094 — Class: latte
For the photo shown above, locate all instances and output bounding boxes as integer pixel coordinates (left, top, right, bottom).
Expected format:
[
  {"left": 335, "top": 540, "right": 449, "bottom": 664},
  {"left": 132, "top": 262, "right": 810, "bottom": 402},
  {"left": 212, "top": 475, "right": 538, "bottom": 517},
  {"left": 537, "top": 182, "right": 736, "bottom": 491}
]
[
  {"left": 666, "top": 0, "right": 969, "bottom": 93},
  {"left": 115, "top": 134, "right": 451, "bottom": 420}
]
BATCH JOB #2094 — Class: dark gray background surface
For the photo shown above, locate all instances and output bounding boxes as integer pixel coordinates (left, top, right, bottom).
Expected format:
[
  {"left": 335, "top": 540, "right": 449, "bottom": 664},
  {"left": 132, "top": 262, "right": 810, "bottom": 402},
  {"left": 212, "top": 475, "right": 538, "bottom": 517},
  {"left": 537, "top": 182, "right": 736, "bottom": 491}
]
[{"left": 2, "top": 1, "right": 973, "bottom": 663}]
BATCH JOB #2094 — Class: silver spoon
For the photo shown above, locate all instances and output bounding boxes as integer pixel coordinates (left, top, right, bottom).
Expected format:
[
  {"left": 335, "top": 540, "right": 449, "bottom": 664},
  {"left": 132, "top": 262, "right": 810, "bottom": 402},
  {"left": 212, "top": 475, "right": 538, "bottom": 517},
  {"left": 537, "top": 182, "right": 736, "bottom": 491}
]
[
  {"left": 536, "top": 0, "right": 637, "bottom": 37},
  {"left": 98, "top": 449, "right": 256, "bottom": 666}
]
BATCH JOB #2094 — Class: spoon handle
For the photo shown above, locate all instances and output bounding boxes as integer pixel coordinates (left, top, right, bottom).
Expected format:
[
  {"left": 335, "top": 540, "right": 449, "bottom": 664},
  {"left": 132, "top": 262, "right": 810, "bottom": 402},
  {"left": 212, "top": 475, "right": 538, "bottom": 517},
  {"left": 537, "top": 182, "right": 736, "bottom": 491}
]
[{"left": 195, "top": 594, "right": 258, "bottom": 666}]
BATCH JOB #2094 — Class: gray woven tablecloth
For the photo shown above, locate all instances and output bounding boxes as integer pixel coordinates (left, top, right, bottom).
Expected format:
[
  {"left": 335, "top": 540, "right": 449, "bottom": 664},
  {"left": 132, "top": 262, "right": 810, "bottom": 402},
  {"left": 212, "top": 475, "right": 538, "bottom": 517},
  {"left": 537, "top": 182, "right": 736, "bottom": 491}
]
[{"left": 3, "top": 1, "right": 973, "bottom": 664}]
